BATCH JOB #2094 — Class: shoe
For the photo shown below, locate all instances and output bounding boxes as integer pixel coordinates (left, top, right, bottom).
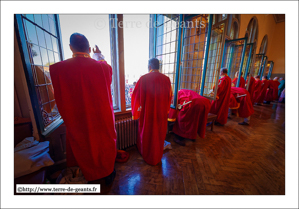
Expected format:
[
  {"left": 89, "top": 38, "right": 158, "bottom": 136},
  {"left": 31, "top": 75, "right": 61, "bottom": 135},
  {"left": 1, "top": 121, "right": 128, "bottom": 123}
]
[
  {"left": 173, "top": 135, "right": 185, "bottom": 146},
  {"left": 105, "top": 169, "right": 116, "bottom": 186},
  {"left": 227, "top": 116, "right": 232, "bottom": 119},
  {"left": 238, "top": 122, "right": 249, "bottom": 125},
  {"left": 214, "top": 121, "right": 224, "bottom": 126}
]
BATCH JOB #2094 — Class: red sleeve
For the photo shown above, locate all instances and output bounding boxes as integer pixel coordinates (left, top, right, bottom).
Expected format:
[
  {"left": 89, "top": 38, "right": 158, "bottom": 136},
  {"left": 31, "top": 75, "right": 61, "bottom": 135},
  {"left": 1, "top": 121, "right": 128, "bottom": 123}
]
[{"left": 131, "top": 79, "right": 141, "bottom": 120}]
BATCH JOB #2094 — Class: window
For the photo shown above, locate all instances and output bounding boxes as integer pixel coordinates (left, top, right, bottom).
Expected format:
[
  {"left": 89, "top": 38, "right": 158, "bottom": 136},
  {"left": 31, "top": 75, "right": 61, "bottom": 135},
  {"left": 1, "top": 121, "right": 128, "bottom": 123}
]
[
  {"left": 15, "top": 14, "right": 63, "bottom": 135},
  {"left": 179, "top": 15, "right": 208, "bottom": 94},
  {"left": 123, "top": 14, "right": 149, "bottom": 107},
  {"left": 59, "top": 15, "right": 118, "bottom": 107},
  {"left": 155, "top": 14, "right": 179, "bottom": 100},
  {"left": 246, "top": 17, "right": 258, "bottom": 44},
  {"left": 253, "top": 54, "right": 264, "bottom": 76},
  {"left": 259, "top": 35, "right": 268, "bottom": 54}
]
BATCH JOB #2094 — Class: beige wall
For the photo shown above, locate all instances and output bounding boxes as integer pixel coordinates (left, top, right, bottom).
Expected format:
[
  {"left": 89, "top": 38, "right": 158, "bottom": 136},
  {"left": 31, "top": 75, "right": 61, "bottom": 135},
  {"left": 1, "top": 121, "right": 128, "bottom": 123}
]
[{"left": 239, "top": 14, "right": 285, "bottom": 75}]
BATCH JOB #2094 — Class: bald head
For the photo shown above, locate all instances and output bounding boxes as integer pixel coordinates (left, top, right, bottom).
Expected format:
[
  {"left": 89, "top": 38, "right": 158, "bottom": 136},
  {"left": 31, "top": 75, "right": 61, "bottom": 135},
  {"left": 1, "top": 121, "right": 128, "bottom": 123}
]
[
  {"left": 220, "top": 67, "right": 228, "bottom": 76},
  {"left": 274, "top": 77, "right": 279, "bottom": 81},
  {"left": 70, "top": 33, "right": 90, "bottom": 53},
  {"left": 148, "top": 58, "right": 160, "bottom": 71},
  {"left": 262, "top": 76, "right": 268, "bottom": 80}
]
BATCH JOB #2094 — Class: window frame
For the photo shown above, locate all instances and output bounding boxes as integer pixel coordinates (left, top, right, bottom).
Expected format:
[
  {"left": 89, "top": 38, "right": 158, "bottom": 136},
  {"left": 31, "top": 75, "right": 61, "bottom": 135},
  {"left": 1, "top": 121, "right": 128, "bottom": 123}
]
[{"left": 15, "top": 14, "right": 64, "bottom": 137}]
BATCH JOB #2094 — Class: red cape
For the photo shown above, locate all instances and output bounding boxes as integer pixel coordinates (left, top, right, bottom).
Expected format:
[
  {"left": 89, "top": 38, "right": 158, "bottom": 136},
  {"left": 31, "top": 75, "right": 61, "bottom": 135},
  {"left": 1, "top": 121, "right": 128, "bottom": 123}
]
[
  {"left": 252, "top": 80, "right": 262, "bottom": 103},
  {"left": 232, "top": 76, "right": 245, "bottom": 88},
  {"left": 265, "top": 80, "right": 280, "bottom": 101},
  {"left": 231, "top": 87, "right": 254, "bottom": 118},
  {"left": 246, "top": 76, "right": 256, "bottom": 105},
  {"left": 254, "top": 79, "right": 270, "bottom": 103},
  {"left": 210, "top": 75, "right": 231, "bottom": 125},
  {"left": 169, "top": 89, "right": 211, "bottom": 139},
  {"left": 50, "top": 57, "right": 117, "bottom": 181},
  {"left": 131, "top": 71, "right": 172, "bottom": 165}
]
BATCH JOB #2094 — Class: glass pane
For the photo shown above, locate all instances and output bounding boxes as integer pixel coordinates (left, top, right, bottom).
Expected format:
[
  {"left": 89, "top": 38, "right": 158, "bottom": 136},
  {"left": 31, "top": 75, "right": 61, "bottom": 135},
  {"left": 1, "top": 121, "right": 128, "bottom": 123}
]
[
  {"left": 34, "top": 65, "right": 46, "bottom": 85},
  {"left": 50, "top": 101, "right": 59, "bottom": 119},
  {"left": 36, "top": 27, "right": 46, "bottom": 48},
  {"left": 34, "top": 14, "right": 43, "bottom": 27},
  {"left": 123, "top": 14, "right": 150, "bottom": 107},
  {"left": 47, "top": 85, "right": 55, "bottom": 101},
  {"left": 42, "top": 14, "right": 50, "bottom": 31},
  {"left": 47, "top": 50, "right": 55, "bottom": 65},
  {"left": 40, "top": 47, "right": 49, "bottom": 66},
  {"left": 51, "top": 36, "right": 59, "bottom": 52},
  {"left": 48, "top": 18, "right": 57, "bottom": 36},
  {"left": 43, "top": 66, "right": 52, "bottom": 83},
  {"left": 24, "top": 20, "right": 38, "bottom": 45},
  {"left": 38, "top": 86, "right": 50, "bottom": 104},
  {"left": 42, "top": 103, "right": 52, "bottom": 126},
  {"left": 24, "top": 14, "right": 34, "bottom": 22},
  {"left": 44, "top": 32, "right": 53, "bottom": 50},
  {"left": 27, "top": 43, "right": 42, "bottom": 66},
  {"left": 48, "top": 14, "right": 54, "bottom": 20},
  {"left": 54, "top": 52, "right": 60, "bottom": 63}
]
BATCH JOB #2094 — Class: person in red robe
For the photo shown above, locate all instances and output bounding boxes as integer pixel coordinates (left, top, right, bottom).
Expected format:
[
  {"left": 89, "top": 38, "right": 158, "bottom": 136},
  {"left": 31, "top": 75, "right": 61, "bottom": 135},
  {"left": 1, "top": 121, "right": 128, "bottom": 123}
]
[
  {"left": 264, "top": 77, "right": 280, "bottom": 103},
  {"left": 168, "top": 89, "right": 211, "bottom": 146},
  {"left": 209, "top": 67, "right": 231, "bottom": 126},
  {"left": 230, "top": 87, "right": 254, "bottom": 125},
  {"left": 254, "top": 76, "right": 270, "bottom": 105},
  {"left": 50, "top": 33, "right": 116, "bottom": 186},
  {"left": 245, "top": 74, "right": 256, "bottom": 105},
  {"left": 232, "top": 71, "right": 245, "bottom": 88},
  {"left": 252, "top": 75, "right": 262, "bottom": 104},
  {"left": 131, "top": 58, "right": 172, "bottom": 165}
]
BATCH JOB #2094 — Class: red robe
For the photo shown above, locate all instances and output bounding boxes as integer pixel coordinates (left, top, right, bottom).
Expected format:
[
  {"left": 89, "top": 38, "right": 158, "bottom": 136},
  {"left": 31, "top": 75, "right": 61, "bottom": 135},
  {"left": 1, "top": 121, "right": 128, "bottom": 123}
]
[
  {"left": 254, "top": 79, "right": 270, "bottom": 104},
  {"left": 265, "top": 80, "right": 280, "bottom": 102},
  {"left": 252, "top": 79, "right": 262, "bottom": 104},
  {"left": 168, "top": 89, "right": 211, "bottom": 139},
  {"left": 131, "top": 70, "right": 172, "bottom": 165},
  {"left": 50, "top": 56, "right": 117, "bottom": 181},
  {"left": 209, "top": 75, "right": 231, "bottom": 125},
  {"left": 246, "top": 76, "right": 256, "bottom": 105},
  {"left": 232, "top": 76, "right": 245, "bottom": 88},
  {"left": 231, "top": 87, "right": 254, "bottom": 118}
]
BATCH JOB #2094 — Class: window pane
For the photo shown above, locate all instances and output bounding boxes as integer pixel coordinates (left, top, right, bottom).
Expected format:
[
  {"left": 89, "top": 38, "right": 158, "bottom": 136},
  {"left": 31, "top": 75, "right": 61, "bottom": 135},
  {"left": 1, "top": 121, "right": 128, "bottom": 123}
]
[
  {"left": 34, "top": 14, "right": 43, "bottom": 27},
  {"left": 47, "top": 85, "right": 55, "bottom": 101},
  {"left": 51, "top": 36, "right": 59, "bottom": 52},
  {"left": 36, "top": 27, "right": 46, "bottom": 48},
  {"left": 24, "top": 20, "right": 38, "bottom": 45},
  {"left": 40, "top": 47, "right": 49, "bottom": 66},
  {"left": 35, "top": 65, "right": 46, "bottom": 85},
  {"left": 24, "top": 14, "right": 34, "bottom": 22},
  {"left": 38, "top": 86, "right": 50, "bottom": 104},
  {"left": 43, "top": 66, "right": 52, "bottom": 83},
  {"left": 123, "top": 14, "right": 150, "bottom": 107},
  {"left": 48, "top": 50, "right": 55, "bottom": 65},
  {"left": 54, "top": 52, "right": 60, "bottom": 63},
  {"left": 27, "top": 43, "right": 42, "bottom": 65},
  {"left": 48, "top": 18, "right": 57, "bottom": 36},
  {"left": 42, "top": 15, "right": 50, "bottom": 32},
  {"left": 44, "top": 32, "right": 53, "bottom": 50}
]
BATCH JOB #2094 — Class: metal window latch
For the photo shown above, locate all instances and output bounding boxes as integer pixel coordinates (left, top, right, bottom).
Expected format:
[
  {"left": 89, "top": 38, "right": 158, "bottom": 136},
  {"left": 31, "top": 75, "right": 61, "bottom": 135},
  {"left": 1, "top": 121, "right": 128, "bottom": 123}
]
[{"left": 177, "top": 100, "right": 192, "bottom": 110}]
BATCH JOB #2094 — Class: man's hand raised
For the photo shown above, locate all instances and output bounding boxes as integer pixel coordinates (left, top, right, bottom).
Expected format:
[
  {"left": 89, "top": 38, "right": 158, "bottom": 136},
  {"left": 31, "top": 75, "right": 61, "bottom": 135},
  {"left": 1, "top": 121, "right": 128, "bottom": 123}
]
[{"left": 93, "top": 45, "right": 101, "bottom": 54}]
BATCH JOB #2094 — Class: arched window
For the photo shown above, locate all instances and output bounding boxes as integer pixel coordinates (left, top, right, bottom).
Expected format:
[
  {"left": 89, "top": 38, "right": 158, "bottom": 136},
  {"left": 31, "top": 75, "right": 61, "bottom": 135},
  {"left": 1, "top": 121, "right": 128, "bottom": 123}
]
[
  {"left": 246, "top": 17, "right": 258, "bottom": 43},
  {"left": 259, "top": 35, "right": 268, "bottom": 54},
  {"left": 229, "top": 21, "right": 239, "bottom": 40}
]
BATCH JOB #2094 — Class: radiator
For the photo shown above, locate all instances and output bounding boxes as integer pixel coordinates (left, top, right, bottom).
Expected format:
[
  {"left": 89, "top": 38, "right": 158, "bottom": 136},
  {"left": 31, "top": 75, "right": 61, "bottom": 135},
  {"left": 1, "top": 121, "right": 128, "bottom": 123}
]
[{"left": 115, "top": 118, "right": 138, "bottom": 150}]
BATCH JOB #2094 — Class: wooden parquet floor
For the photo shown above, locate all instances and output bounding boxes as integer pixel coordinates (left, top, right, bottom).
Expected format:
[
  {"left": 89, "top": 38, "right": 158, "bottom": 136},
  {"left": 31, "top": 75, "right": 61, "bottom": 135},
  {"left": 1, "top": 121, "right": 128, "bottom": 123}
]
[{"left": 108, "top": 103, "right": 285, "bottom": 195}]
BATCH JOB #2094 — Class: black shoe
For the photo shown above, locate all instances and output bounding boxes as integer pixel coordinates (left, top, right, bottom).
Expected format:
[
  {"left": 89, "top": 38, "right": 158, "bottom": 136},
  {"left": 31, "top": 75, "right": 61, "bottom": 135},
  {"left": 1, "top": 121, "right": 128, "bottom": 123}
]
[
  {"left": 173, "top": 134, "right": 185, "bottom": 146},
  {"left": 238, "top": 122, "right": 249, "bottom": 125},
  {"left": 227, "top": 116, "right": 232, "bottom": 119},
  {"left": 105, "top": 169, "right": 116, "bottom": 186},
  {"left": 214, "top": 121, "right": 224, "bottom": 126}
]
